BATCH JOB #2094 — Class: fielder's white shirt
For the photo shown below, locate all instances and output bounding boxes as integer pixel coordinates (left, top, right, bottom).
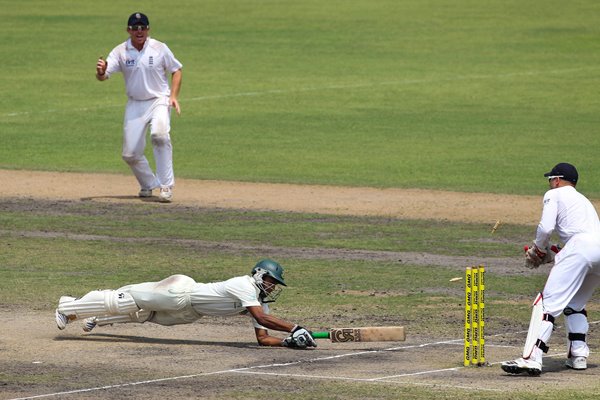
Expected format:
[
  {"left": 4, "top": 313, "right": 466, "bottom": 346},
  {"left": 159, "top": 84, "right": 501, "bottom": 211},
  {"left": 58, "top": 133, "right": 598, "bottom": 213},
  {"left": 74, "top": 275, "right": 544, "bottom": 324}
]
[
  {"left": 105, "top": 37, "right": 182, "bottom": 100},
  {"left": 189, "top": 275, "right": 269, "bottom": 328},
  {"left": 535, "top": 185, "right": 600, "bottom": 248}
]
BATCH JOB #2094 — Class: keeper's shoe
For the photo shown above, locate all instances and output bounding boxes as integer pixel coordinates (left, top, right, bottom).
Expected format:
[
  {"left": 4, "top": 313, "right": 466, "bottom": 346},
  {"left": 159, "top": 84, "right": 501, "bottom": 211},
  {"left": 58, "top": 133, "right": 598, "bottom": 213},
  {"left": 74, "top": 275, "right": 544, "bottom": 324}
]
[
  {"left": 566, "top": 356, "right": 587, "bottom": 370},
  {"left": 501, "top": 357, "right": 542, "bottom": 376},
  {"left": 82, "top": 317, "right": 97, "bottom": 332},
  {"left": 139, "top": 188, "right": 153, "bottom": 198},
  {"left": 159, "top": 187, "right": 173, "bottom": 203}
]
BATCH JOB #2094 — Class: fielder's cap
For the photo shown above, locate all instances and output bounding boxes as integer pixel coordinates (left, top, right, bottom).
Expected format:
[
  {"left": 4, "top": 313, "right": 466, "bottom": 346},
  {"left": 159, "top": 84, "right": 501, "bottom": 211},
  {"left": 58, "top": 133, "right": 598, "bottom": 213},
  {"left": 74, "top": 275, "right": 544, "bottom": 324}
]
[
  {"left": 127, "top": 12, "right": 149, "bottom": 27},
  {"left": 544, "top": 162, "right": 578, "bottom": 184}
]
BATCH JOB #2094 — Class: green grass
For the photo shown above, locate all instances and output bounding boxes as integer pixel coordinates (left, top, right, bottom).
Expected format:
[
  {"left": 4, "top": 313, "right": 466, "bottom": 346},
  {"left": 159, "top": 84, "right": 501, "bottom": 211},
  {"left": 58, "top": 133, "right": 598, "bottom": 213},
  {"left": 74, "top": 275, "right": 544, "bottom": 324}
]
[
  {"left": 2, "top": 2, "right": 600, "bottom": 398},
  {"left": 2, "top": 0, "right": 600, "bottom": 195},
  {"left": 0, "top": 199, "right": 530, "bottom": 256}
]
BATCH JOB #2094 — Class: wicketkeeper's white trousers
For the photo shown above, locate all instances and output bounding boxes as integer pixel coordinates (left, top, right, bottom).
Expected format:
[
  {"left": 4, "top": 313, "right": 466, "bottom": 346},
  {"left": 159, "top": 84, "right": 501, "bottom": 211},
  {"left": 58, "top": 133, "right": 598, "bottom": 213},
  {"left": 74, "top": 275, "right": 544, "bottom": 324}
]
[{"left": 541, "top": 233, "right": 600, "bottom": 358}]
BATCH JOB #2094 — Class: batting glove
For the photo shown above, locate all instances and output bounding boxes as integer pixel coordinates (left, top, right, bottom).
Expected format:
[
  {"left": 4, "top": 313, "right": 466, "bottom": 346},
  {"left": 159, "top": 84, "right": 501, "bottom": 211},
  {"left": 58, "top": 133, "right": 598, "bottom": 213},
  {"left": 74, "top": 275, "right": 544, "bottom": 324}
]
[
  {"left": 284, "top": 326, "right": 317, "bottom": 348},
  {"left": 282, "top": 336, "right": 302, "bottom": 348}
]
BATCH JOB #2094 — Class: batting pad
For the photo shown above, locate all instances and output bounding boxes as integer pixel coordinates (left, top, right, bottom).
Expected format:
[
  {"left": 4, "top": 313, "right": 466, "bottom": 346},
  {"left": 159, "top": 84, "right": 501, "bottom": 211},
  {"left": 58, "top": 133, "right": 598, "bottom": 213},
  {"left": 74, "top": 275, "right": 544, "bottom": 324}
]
[
  {"left": 94, "top": 310, "right": 153, "bottom": 326},
  {"left": 58, "top": 290, "right": 139, "bottom": 319}
]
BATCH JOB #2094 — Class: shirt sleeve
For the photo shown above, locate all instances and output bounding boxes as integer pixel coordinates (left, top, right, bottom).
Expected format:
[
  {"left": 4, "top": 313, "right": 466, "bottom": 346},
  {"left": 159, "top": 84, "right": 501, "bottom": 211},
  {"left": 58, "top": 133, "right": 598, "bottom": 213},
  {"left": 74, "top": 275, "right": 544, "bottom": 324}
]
[
  {"left": 535, "top": 191, "right": 557, "bottom": 249},
  {"left": 225, "top": 277, "right": 261, "bottom": 308},
  {"left": 105, "top": 46, "right": 122, "bottom": 78},
  {"left": 162, "top": 44, "right": 183, "bottom": 73}
]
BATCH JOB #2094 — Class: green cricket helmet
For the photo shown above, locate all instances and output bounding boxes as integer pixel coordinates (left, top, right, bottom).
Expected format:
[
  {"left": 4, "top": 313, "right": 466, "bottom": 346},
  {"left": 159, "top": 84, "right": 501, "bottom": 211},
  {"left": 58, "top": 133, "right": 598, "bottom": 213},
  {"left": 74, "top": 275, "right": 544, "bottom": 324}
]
[{"left": 251, "top": 259, "right": 286, "bottom": 302}]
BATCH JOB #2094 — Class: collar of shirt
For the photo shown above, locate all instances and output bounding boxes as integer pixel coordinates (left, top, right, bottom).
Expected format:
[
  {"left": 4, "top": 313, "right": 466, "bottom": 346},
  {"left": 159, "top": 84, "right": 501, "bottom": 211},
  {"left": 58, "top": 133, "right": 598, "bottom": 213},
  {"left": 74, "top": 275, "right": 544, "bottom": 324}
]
[{"left": 126, "top": 37, "right": 151, "bottom": 52}]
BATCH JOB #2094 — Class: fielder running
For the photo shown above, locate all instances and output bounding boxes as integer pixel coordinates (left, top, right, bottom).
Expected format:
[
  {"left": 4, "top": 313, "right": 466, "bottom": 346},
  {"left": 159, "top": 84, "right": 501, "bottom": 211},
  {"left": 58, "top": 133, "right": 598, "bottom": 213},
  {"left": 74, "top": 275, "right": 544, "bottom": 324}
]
[
  {"left": 96, "top": 12, "right": 182, "bottom": 203},
  {"left": 55, "top": 259, "right": 317, "bottom": 349},
  {"left": 501, "top": 163, "right": 600, "bottom": 375}
]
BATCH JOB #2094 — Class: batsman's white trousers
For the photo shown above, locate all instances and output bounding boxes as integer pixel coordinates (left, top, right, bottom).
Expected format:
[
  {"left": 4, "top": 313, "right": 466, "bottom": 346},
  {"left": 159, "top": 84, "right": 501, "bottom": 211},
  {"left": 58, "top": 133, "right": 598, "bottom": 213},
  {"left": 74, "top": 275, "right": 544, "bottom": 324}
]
[
  {"left": 58, "top": 275, "right": 200, "bottom": 326},
  {"left": 541, "top": 233, "right": 600, "bottom": 357},
  {"left": 122, "top": 96, "right": 174, "bottom": 190},
  {"left": 123, "top": 274, "right": 200, "bottom": 326}
]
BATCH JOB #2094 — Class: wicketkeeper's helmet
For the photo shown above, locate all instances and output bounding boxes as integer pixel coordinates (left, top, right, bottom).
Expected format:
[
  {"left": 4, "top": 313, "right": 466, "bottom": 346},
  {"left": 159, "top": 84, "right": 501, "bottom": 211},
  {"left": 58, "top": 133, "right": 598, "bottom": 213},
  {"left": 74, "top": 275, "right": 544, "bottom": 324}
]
[{"left": 251, "top": 259, "right": 286, "bottom": 302}]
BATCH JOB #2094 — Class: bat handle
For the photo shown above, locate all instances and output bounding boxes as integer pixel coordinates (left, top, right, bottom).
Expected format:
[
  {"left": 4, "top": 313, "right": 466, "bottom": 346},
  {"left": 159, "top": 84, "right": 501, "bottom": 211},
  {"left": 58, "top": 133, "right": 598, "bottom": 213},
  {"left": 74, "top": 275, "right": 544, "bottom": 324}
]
[{"left": 311, "top": 331, "right": 330, "bottom": 339}]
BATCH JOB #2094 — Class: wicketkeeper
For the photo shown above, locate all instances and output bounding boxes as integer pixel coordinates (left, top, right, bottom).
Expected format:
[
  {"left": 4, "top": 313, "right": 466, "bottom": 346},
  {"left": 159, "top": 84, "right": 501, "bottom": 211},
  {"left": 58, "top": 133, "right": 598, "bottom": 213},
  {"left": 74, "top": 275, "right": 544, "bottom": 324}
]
[
  {"left": 55, "top": 259, "right": 317, "bottom": 349},
  {"left": 501, "top": 163, "right": 600, "bottom": 375}
]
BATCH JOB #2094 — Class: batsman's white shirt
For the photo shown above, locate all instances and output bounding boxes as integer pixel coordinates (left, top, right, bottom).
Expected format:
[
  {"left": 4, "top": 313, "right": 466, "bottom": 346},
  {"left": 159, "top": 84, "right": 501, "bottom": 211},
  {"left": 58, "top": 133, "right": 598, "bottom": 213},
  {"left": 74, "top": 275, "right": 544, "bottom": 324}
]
[
  {"left": 190, "top": 276, "right": 263, "bottom": 315},
  {"left": 104, "top": 37, "right": 182, "bottom": 100}
]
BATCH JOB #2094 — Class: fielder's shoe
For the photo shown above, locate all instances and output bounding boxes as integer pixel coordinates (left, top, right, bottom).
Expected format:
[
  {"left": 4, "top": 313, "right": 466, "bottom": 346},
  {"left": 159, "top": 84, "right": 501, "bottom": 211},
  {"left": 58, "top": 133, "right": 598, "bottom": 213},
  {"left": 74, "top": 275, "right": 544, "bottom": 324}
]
[
  {"left": 501, "top": 357, "right": 542, "bottom": 376},
  {"left": 82, "top": 317, "right": 97, "bottom": 332},
  {"left": 159, "top": 187, "right": 173, "bottom": 203},
  {"left": 138, "top": 188, "right": 153, "bottom": 198},
  {"left": 566, "top": 356, "right": 587, "bottom": 370}
]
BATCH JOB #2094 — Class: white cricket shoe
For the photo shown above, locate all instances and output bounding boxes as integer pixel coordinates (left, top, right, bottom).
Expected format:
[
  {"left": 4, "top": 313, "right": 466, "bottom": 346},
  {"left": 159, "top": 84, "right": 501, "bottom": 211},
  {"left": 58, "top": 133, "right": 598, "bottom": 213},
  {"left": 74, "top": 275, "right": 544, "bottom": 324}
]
[
  {"left": 139, "top": 188, "right": 153, "bottom": 198},
  {"left": 55, "top": 309, "right": 69, "bottom": 330},
  {"left": 501, "top": 357, "right": 542, "bottom": 376},
  {"left": 159, "top": 187, "right": 173, "bottom": 203},
  {"left": 55, "top": 296, "right": 76, "bottom": 330},
  {"left": 566, "top": 356, "right": 587, "bottom": 370},
  {"left": 82, "top": 317, "right": 97, "bottom": 332}
]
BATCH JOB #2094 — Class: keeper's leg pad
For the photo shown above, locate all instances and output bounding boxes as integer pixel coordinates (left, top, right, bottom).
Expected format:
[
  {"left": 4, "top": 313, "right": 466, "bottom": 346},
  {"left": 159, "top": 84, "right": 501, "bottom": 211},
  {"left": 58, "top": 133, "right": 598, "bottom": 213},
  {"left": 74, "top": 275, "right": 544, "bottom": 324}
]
[
  {"left": 58, "top": 290, "right": 140, "bottom": 319},
  {"left": 523, "top": 293, "right": 555, "bottom": 360},
  {"left": 564, "top": 307, "right": 589, "bottom": 357},
  {"left": 94, "top": 310, "right": 153, "bottom": 326}
]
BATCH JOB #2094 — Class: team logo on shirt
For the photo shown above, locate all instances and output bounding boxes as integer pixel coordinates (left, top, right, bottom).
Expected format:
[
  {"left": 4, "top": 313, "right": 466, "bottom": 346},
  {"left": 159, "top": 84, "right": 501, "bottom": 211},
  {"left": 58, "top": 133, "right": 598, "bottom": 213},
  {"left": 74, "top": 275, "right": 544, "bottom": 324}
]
[
  {"left": 126, "top": 59, "right": 136, "bottom": 67},
  {"left": 149, "top": 56, "right": 154, "bottom": 66}
]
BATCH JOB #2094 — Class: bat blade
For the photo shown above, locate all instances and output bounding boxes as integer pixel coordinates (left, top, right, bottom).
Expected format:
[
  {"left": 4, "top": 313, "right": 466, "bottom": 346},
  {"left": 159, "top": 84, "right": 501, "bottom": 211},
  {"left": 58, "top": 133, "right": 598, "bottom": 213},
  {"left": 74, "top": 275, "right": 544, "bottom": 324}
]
[{"left": 313, "top": 326, "right": 406, "bottom": 342}]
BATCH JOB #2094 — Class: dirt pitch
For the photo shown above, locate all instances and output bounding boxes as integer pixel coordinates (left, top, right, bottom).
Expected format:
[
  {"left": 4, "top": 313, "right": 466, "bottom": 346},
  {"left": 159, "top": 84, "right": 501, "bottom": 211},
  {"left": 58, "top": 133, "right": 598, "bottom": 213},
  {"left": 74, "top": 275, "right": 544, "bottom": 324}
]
[{"left": 2, "top": 170, "right": 599, "bottom": 399}]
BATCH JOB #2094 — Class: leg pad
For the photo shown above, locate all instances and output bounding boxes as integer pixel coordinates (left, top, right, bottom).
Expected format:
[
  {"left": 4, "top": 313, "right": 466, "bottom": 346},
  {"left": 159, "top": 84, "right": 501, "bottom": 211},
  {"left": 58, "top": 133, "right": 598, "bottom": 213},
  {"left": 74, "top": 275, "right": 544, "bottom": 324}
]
[
  {"left": 58, "top": 290, "right": 139, "bottom": 319},
  {"left": 95, "top": 310, "right": 153, "bottom": 326}
]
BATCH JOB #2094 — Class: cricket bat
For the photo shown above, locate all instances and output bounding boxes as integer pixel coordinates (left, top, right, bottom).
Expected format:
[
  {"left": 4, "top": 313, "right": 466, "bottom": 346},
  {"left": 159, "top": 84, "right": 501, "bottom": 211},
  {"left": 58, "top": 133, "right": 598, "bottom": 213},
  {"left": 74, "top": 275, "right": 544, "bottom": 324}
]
[{"left": 311, "top": 326, "right": 405, "bottom": 342}]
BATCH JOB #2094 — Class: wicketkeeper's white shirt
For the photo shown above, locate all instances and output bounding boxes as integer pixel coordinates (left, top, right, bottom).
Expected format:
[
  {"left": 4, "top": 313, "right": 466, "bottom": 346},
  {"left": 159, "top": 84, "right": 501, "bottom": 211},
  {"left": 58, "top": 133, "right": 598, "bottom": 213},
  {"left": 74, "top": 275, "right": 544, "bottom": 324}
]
[
  {"left": 535, "top": 185, "right": 600, "bottom": 248},
  {"left": 105, "top": 37, "right": 182, "bottom": 100}
]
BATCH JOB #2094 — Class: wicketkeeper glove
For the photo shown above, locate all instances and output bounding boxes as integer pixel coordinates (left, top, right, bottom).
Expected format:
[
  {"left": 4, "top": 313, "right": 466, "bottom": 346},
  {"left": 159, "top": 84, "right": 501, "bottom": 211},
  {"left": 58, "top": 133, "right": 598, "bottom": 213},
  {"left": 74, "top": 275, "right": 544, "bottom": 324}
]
[{"left": 524, "top": 243, "right": 561, "bottom": 269}]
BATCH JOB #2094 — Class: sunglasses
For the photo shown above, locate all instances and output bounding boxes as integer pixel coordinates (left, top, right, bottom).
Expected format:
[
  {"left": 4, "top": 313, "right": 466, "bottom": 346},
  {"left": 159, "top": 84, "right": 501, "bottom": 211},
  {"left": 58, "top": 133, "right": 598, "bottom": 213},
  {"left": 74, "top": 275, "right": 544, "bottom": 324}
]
[
  {"left": 128, "top": 25, "right": 148, "bottom": 31},
  {"left": 547, "top": 175, "right": 563, "bottom": 181}
]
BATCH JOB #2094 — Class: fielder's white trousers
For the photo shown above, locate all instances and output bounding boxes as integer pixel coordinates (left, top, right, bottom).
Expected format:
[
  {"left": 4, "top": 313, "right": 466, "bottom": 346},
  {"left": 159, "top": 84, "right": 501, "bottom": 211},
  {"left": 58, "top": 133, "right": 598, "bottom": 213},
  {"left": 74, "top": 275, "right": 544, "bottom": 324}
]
[{"left": 122, "top": 96, "right": 174, "bottom": 190}]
